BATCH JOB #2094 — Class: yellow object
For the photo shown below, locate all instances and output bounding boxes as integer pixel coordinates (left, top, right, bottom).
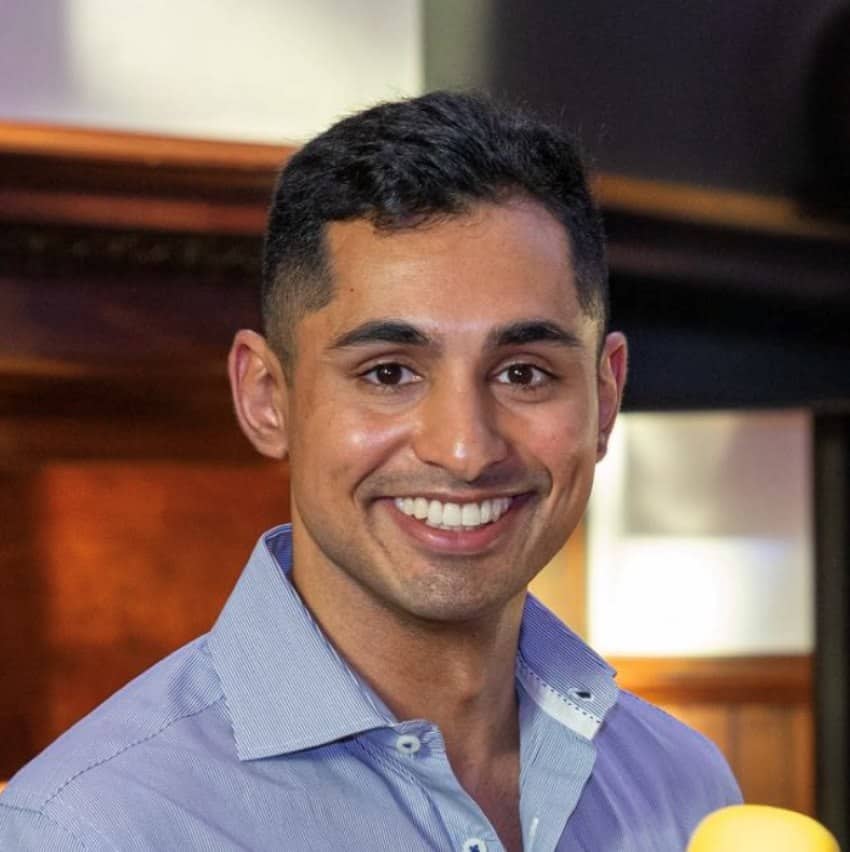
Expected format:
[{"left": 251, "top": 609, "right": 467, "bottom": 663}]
[{"left": 687, "top": 805, "right": 841, "bottom": 851}]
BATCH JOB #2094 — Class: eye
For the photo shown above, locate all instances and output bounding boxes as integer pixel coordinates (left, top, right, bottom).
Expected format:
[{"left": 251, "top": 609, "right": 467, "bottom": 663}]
[
  {"left": 361, "top": 362, "right": 420, "bottom": 387},
  {"left": 495, "top": 363, "right": 552, "bottom": 388}
]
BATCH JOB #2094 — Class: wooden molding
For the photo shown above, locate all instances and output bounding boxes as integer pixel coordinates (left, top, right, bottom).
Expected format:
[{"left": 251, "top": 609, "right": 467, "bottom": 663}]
[
  {"left": 2, "top": 119, "right": 849, "bottom": 245},
  {"left": 0, "top": 121, "right": 290, "bottom": 169},
  {"left": 0, "top": 189, "right": 267, "bottom": 235},
  {"left": 594, "top": 173, "right": 850, "bottom": 243},
  {"left": 0, "top": 223, "right": 261, "bottom": 276},
  {"left": 610, "top": 654, "right": 813, "bottom": 705},
  {"left": 0, "top": 121, "right": 848, "bottom": 313},
  {"left": 0, "top": 121, "right": 291, "bottom": 235}
]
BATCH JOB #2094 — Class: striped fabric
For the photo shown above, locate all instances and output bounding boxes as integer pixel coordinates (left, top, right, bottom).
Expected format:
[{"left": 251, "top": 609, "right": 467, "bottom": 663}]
[{"left": 0, "top": 526, "right": 740, "bottom": 850}]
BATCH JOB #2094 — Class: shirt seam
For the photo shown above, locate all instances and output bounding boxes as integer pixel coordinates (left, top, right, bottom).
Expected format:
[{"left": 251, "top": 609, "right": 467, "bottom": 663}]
[
  {"left": 0, "top": 800, "right": 90, "bottom": 850},
  {"left": 41, "top": 694, "right": 226, "bottom": 809}
]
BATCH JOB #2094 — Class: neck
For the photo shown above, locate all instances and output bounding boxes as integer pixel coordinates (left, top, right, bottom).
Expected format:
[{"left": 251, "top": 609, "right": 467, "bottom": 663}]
[{"left": 290, "top": 547, "right": 525, "bottom": 771}]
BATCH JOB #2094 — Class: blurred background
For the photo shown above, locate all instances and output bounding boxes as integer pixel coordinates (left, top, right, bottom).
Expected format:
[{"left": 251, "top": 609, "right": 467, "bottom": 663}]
[{"left": 0, "top": 0, "right": 848, "bottom": 843}]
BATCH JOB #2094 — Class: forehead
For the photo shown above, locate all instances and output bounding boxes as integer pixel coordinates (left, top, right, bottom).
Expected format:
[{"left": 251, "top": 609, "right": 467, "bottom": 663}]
[{"left": 311, "top": 199, "right": 590, "bottom": 344}]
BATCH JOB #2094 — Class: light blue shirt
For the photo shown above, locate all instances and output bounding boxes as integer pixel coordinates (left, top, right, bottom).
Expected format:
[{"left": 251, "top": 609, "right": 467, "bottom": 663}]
[{"left": 0, "top": 525, "right": 741, "bottom": 850}]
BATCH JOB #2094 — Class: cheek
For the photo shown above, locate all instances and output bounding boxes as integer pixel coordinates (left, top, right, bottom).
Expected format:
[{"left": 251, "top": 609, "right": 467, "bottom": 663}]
[
  {"left": 346, "top": 414, "right": 410, "bottom": 455},
  {"left": 513, "top": 398, "right": 597, "bottom": 468},
  {"left": 293, "top": 396, "right": 412, "bottom": 486}
]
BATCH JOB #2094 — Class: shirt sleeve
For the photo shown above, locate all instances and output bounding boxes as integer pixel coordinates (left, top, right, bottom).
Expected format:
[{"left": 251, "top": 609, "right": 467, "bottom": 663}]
[{"left": 0, "top": 802, "right": 88, "bottom": 851}]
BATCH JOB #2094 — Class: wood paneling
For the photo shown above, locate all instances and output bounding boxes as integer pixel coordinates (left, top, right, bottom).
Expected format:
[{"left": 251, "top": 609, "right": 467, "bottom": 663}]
[
  {"left": 0, "top": 125, "right": 295, "bottom": 779},
  {"left": 611, "top": 654, "right": 812, "bottom": 704},
  {"left": 613, "top": 655, "right": 815, "bottom": 815},
  {"left": 594, "top": 174, "right": 850, "bottom": 242},
  {"left": 0, "top": 122, "right": 288, "bottom": 235},
  {"left": 0, "top": 460, "right": 290, "bottom": 778}
]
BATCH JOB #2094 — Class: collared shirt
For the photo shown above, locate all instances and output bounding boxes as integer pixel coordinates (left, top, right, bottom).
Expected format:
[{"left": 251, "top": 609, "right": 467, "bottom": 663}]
[{"left": 0, "top": 525, "right": 741, "bottom": 851}]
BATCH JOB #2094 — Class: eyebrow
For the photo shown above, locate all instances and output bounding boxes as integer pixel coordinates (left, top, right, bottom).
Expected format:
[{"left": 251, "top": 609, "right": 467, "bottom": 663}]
[
  {"left": 488, "top": 320, "right": 583, "bottom": 349},
  {"left": 329, "top": 320, "right": 432, "bottom": 350},
  {"left": 328, "top": 318, "right": 582, "bottom": 352}
]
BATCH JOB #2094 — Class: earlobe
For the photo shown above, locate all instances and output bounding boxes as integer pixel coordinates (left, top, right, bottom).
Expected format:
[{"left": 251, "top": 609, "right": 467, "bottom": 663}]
[
  {"left": 596, "top": 331, "right": 628, "bottom": 461},
  {"left": 227, "top": 329, "right": 290, "bottom": 459}
]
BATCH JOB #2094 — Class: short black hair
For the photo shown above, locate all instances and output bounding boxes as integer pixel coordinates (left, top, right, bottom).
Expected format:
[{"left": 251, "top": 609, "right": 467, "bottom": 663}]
[{"left": 262, "top": 90, "right": 608, "bottom": 365}]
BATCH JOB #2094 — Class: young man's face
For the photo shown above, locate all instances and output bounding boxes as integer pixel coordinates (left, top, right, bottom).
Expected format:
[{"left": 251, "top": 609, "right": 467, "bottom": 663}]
[{"left": 261, "top": 199, "right": 625, "bottom": 625}]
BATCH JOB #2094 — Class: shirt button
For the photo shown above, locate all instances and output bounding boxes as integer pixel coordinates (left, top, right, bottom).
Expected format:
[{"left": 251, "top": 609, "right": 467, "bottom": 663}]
[
  {"left": 462, "top": 839, "right": 488, "bottom": 852},
  {"left": 395, "top": 734, "right": 421, "bottom": 755}
]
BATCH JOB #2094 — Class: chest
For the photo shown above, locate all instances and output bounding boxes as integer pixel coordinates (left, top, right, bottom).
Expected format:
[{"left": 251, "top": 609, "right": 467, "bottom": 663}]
[{"left": 115, "top": 731, "right": 707, "bottom": 852}]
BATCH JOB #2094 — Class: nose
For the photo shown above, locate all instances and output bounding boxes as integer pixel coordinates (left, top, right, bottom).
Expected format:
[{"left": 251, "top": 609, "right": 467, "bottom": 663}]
[{"left": 411, "top": 375, "right": 509, "bottom": 482}]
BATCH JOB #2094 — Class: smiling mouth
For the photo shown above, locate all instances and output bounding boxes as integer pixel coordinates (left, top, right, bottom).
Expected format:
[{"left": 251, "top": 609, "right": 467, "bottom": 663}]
[{"left": 392, "top": 496, "right": 514, "bottom": 531}]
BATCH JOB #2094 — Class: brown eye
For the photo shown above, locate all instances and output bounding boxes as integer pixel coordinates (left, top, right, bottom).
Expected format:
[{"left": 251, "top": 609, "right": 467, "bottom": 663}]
[
  {"left": 494, "top": 363, "right": 553, "bottom": 390},
  {"left": 506, "top": 364, "right": 536, "bottom": 385},
  {"left": 375, "top": 364, "right": 404, "bottom": 385},
  {"left": 361, "top": 363, "right": 419, "bottom": 387}
]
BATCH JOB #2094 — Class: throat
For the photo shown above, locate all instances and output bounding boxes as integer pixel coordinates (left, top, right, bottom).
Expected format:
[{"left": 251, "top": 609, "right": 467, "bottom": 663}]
[{"left": 450, "top": 731, "right": 523, "bottom": 852}]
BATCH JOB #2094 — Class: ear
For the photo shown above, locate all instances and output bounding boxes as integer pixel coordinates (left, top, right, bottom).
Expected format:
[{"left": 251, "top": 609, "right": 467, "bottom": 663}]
[
  {"left": 596, "top": 331, "right": 628, "bottom": 461},
  {"left": 227, "top": 329, "right": 290, "bottom": 459}
]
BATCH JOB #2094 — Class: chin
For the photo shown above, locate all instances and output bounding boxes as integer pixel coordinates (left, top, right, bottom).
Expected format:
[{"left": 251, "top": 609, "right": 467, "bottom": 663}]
[{"left": 387, "top": 575, "right": 524, "bottom": 626}]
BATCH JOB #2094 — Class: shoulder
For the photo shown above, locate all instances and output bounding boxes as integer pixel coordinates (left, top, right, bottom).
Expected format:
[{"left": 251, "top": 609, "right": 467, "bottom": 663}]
[
  {"left": 596, "top": 687, "right": 742, "bottom": 807},
  {"left": 0, "top": 636, "right": 227, "bottom": 849}
]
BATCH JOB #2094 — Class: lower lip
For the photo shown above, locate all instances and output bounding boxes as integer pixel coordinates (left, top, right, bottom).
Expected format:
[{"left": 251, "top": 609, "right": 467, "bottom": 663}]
[{"left": 384, "top": 495, "right": 532, "bottom": 555}]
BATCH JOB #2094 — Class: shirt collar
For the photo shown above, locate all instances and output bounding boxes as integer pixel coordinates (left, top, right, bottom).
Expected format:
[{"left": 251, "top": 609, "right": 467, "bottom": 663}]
[
  {"left": 209, "top": 525, "right": 618, "bottom": 760},
  {"left": 517, "top": 595, "right": 618, "bottom": 740},
  {"left": 208, "top": 525, "right": 391, "bottom": 760}
]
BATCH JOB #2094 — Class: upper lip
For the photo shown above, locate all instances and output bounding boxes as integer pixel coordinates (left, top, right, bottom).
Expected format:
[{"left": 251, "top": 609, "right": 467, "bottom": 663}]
[{"left": 386, "top": 491, "right": 528, "bottom": 502}]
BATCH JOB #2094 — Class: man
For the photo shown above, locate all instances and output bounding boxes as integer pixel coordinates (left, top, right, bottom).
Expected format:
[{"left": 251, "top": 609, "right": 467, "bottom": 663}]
[{"left": 0, "top": 92, "right": 741, "bottom": 850}]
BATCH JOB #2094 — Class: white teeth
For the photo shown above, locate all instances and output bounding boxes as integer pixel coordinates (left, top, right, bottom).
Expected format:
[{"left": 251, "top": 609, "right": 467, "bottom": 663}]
[
  {"left": 394, "top": 496, "right": 514, "bottom": 530},
  {"left": 442, "top": 502, "right": 461, "bottom": 526},
  {"left": 461, "top": 503, "right": 481, "bottom": 527}
]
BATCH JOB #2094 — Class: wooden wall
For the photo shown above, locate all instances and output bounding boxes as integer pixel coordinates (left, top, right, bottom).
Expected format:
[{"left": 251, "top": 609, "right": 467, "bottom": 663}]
[
  {"left": 0, "top": 124, "right": 292, "bottom": 778},
  {"left": 614, "top": 655, "right": 814, "bottom": 815},
  {"left": 0, "top": 460, "right": 289, "bottom": 775}
]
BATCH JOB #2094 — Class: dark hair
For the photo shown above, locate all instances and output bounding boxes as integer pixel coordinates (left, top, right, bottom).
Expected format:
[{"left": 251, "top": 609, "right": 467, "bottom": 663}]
[{"left": 262, "top": 90, "right": 607, "bottom": 365}]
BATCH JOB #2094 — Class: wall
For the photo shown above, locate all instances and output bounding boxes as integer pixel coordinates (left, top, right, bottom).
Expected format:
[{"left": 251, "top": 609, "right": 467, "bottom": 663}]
[
  {"left": 0, "top": 0, "right": 422, "bottom": 142},
  {"left": 589, "top": 411, "right": 813, "bottom": 656},
  {"left": 425, "top": 0, "right": 847, "bottom": 195}
]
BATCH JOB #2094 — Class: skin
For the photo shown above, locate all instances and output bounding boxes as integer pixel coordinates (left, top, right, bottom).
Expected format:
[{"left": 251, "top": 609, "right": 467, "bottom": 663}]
[{"left": 229, "top": 198, "right": 627, "bottom": 851}]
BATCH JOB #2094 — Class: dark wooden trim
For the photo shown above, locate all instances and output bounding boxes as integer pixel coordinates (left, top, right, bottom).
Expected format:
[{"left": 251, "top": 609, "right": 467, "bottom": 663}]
[
  {"left": 0, "top": 360, "right": 275, "bottom": 462},
  {"left": 813, "top": 414, "right": 850, "bottom": 846},
  {"left": 598, "top": 174, "right": 850, "bottom": 314},
  {"left": 610, "top": 655, "right": 813, "bottom": 705},
  {"left": 2, "top": 121, "right": 850, "bottom": 313},
  {"left": 0, "top": 121, "right": 291, "bottom": 235},
  {"left": 0, "top": 189, "right": 267, "bottom": 235},
  {"left": 0, "top": 223, "right": 261, "bottom": 277},
  {"left": 0, "top": 121, "right": 288, "bottom": 168},
  {"left": 4, "top": 122, "right": 848, "bottom": 238},
  {"left": 594, "top": 174, "right": 850, "bottom": 242}
]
